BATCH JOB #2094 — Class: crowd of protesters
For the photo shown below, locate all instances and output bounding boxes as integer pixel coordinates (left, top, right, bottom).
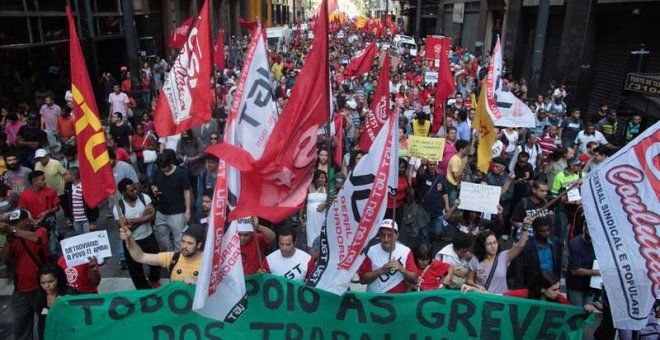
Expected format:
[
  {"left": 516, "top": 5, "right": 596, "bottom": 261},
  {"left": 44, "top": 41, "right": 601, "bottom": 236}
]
[{"left": 0, "top": 15, "right": 657, "bottom": 340}]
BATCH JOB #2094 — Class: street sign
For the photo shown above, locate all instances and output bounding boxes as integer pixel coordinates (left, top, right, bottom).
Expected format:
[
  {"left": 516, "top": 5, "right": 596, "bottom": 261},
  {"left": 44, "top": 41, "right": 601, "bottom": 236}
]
[{"left": 624, "top": 73, "right": 660, "bottom": 97}]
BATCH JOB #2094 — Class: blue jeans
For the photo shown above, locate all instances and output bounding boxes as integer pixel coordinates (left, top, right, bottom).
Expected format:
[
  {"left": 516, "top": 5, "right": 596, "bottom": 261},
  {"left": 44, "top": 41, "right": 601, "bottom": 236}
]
[{"left": 419, "top": 215, "right": 447, "bottom": 245}]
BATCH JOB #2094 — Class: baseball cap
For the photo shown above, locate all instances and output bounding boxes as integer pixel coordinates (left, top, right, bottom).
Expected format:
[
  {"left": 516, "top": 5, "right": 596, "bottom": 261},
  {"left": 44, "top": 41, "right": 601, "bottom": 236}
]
[
  {"left": 183, "top": 224, "right": 205, "bottom": 243},
  {"left": 347, "top": 100, "right": 357, "bottom": 109},
  {"left": 8, "top": 208, "right": 32, "bottom": 225},
  {"left": 379, "top": 219, "right": 398, "bottom": 232},
  {"left": 35, "top": 149, "right": 48, "bottom": 159},
  {"left": 568, "top": 157, "right": 582, "bottom": 167}
]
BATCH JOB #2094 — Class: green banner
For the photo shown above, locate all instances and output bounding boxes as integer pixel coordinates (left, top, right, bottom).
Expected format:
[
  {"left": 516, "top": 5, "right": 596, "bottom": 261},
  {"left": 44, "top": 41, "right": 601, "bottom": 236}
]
[{"left": 46, "top": 274, "right": 595, "bottom": 339}]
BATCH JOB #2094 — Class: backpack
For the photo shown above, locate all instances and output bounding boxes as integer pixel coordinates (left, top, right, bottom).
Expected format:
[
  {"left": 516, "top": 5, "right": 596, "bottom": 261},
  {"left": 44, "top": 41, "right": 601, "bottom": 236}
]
[
  {"left": 118, "top": 193, "right": 147, "bottom": 216},
  {"left": 169, "top": 252, "right": 181, "bottom": 273}
]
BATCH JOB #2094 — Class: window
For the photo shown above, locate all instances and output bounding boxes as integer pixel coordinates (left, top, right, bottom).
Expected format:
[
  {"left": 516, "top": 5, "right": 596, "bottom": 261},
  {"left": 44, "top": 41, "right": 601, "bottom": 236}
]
[
  {"left": 40, "top": 16, "right": 67, "bottom": 41},
  {"left": 0, "top": 17, "right": 30, "bottom": 45},
  {"left": 96, "top": 15, "right": 121, "bottom": 36},
  {"left": 37, "top": 0, "right": 67, "bottom": 11},
  {"left": 0, "top": 0, "right": 24, "bottom": 11}
]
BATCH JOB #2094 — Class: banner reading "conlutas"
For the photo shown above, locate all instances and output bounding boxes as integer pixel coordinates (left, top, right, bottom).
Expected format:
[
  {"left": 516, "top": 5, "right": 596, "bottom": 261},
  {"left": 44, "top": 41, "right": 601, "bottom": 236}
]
[{"left": 46, "top": 274, "right": 594, "bottom": 339}]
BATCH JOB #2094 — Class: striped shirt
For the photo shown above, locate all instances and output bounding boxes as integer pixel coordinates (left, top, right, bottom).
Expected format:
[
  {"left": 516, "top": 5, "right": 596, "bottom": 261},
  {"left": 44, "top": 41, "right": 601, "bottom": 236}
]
[
  {"left": 71, "top": 183, "right": 87, "bottom": 222},
  {"left": 536, "top": 135, "right": 560, "bottom": 164}
]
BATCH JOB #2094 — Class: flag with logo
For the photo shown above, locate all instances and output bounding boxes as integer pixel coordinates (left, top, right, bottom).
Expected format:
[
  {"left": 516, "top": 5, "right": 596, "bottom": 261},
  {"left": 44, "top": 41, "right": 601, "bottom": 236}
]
[
  {"left": 66, "top": 6, "right": 116, "bottom": 208},
  {"left": 581, "top": 121, "right": 659, "bottom": 330},
  {"left": 167, "top": 16, "right": 195, "bottom": 49},
  {"left": 154, "top": 0, "right": 212, "bottom": 137},
  {"left": 307, "top": 111, "right": 398, "bottom": 295},
  {"left": 485, "top": 37, "right": 535, "bottom": 128},
  {"left": 430, "top": 36, "right": 455, "bottom": 134},
  {"left": 472, "top": 84, "right": 496, "bottom": 173},
  {"left": 359, "top": 52, "right": 390, "bottom": 151},
  {"left": 210, "top": 0, "right": 330, "bottom": 223},
  {"left": 194, "top": 22, "right": 279, "bottom": 322}
]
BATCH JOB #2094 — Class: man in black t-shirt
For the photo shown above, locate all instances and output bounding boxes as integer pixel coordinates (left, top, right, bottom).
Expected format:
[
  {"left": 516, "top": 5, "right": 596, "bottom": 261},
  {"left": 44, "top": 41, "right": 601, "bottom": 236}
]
[
  {"left": 16, "top": 112, "right": 48, "bottom": 167},
  {"left": 415, "top": 160, "right": 449, "bottom": 245},
  {"left": 109, "top": 112, "right": 133, "bottom": 151},
  {"left": 510, "top": 180, "right": 553, "bottom": 240},
  {"left": 151, "top": 149, "right": 192, "bottom": 252}
]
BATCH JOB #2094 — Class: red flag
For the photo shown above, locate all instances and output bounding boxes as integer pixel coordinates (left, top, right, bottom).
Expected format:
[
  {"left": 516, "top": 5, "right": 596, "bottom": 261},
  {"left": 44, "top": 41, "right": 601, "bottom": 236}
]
[
  {"left": 154, "top": 0, "right": 212, "bottom": 137},
  {"left": 431, "top": 37, "right": 455, "bottom": 133},
  {"left": 239, "top": 18, "right": 258, "bottom": 31},
  {"left": 333, "top": 114, "right": 344, "bottom": 166},
  {"left": 66, "top": 6, "right": 115, "bottom": 208},
  {"left": 293, "top": 21, "right": 301, "bottom": 50},
  {"left": 344, "top": 40, "right": 377, "bottom": 77},
  {"left": 359, "top": 53, "right": 391, "bottom": 151},
  {"left": 212, "top": 0, "right": 330, "bottom": 222},
  {"left": 167, "top": 16, "right": 194, "bottom": 49},
  {"left": 214, "top": 29, "right": 225, "bottom": 71},
  {"left": 367, "top": 17, "right": 377, "bottom": 32},
  {"left": 386, "top": 17, "right": 397, "bottom": 36}
]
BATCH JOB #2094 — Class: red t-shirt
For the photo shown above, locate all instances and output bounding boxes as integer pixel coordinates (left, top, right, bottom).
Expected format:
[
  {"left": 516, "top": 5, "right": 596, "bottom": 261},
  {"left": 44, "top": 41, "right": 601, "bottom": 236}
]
[
  {"left": 57, "top": 256, "right": 99, "bottom": 294},
  {"left": 503, "top": 289, "right": 570, "bottom": 304},
  {"left": 415, "top": 260, "right": 451, "bottom": 291},
  {"left": 11, "top": 227, "right": 48, "bottom": 292},
  {"left": 18, "top": 187, "right": 60, "bottom": 220},
  {"left": 241, "top": 233, "right": 271, "bottom": 275},
  {"left": 387, "top": 176, "right": 408, "bottom": 209}
]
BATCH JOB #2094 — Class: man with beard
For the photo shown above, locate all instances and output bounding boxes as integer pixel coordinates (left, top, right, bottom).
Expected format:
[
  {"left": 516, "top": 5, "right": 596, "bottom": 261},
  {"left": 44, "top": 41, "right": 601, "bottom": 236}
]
[
  {"left": 358, "top": 220, "right": 418, "bottom": 293},
  {"left": 16, "top": 112, "right": 48, "bottom": 167},
  {"left": 266, "top": 226, "right": 314, "bottom": 282},
  {"left": 120, "top": 222, "right": 204, "bottom": 285},
  {"left": 3, "top": 150, "right": 31, "bottom": 201}
]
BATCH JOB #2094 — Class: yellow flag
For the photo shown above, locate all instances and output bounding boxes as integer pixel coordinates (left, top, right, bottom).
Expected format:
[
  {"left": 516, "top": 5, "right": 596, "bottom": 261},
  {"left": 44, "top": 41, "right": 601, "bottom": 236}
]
[{"left": 472, "top": 83, "right": 496, "bottom": 173}]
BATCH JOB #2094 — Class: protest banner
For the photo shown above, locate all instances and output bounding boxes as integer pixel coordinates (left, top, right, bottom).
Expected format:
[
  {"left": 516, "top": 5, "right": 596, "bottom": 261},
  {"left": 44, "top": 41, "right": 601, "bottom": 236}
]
[
  {"left": 424, "top": 71, "right": 438, "bottom": 84},
  {"left": 60, "top": 231, "right": 112, "bottom": 267},
  {"left": 458, "top": 182, "right": 502, "bottom": 214},
  {"left": 581, "top": 121, "right": 659, "bottom": 330},
  {"left": 46, "top": 274, "right": 594, "bottom": 339},
  {"left": 408, "top": 135, "right": 446, "bottom": 161}
]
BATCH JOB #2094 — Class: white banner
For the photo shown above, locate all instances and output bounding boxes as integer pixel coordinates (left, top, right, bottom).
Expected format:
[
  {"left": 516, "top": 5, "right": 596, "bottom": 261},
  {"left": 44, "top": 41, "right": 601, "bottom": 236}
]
[
  {"left": 485, "top": 37, "right": 535, "bottom": 128},
  {"left": 458, "top": 182, "right": 502, "bottom": 215},
  {"left": 307, "top": 111, "right": 398, "bottom": 295},
  {"left": 424, "top": 72, "right": 438, "bottom": 84},
  {"left": 194, "top": 25, "right": 277, "bottom": 322},
  {"left": 581, "top": 121, "right": 659, "bottom": 330},
  {"left": 60, "top": 231, "right": 112, "bottom": 267}
]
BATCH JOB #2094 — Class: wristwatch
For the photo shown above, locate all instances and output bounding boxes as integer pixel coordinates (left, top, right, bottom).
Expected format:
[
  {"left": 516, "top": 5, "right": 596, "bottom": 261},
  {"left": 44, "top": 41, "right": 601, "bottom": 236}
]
[{"left": 11, "top": 227, "right": 18, "bottom": 235}]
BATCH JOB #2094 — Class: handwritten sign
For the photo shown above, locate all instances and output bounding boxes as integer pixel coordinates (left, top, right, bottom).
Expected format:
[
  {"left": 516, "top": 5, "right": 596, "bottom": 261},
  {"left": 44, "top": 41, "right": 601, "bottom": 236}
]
[
  {"left": 567, "top": 187, "right": 581, "bottom": 202},
  {"left": 424, "top": 72, "right": 438, "bottom": 84},
  {"left": 60, "top": 231, "right": 112, "bottom": 267},
  {"left": 408, "top": 136, "right": 446, "bottom": 161},
  {"left": 458, "top": 182, "right": 502, "bottom": 214}
]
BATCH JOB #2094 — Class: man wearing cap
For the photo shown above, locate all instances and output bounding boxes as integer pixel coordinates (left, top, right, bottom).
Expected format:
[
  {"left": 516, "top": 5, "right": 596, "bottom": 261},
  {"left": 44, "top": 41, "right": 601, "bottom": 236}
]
[
  {"left": 18, "top": 171, "right": 60, "bottom": 257},
  {"left": 358, "top": 220, "right": 418, "bottom": 293},
  {"left": 266, "top": 225, "right": 314, "bottom": 282},
  {"left": 239, "top": 217, "right": 276, "bottom": 275},
  {"left": 16, "top": 112, "right": 48, "bottom": 167},
  {"left": 34, "top": 148, "right": 67, "bottom": 204},
  {"left": 0, "top": 208, "right": 48, "bottom": 340},
  {"left": 120, "top": 224, "right": 204, "bottom": 284}
]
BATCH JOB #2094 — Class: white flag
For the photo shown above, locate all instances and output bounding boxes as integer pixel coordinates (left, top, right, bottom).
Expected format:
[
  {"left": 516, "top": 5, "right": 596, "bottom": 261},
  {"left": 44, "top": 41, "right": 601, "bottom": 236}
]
[
  {"left": 193, "top": 23, "right": 278, "bottom": 321},
  {"left": 581, "top": 121, "right": 659, "bottom": 330},
  {"left": 307, "top": 109, "right": 398, "bottom": 295},
  {"left": 484, "top": 37, "right": 535, "bottom": 128}
]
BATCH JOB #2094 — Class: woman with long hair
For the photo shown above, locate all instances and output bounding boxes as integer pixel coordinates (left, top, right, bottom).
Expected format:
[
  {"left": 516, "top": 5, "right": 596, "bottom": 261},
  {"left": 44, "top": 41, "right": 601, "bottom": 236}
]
[
  {"left": 36, "top": 264, "right": 79, "bottom": 339},
  {"left": 466, "top": 216, "right": 531, "bottom": 293},
  {"left": 315, "top": 147, "right": 338, "bottom": 190},
  {"left": 301, "top": 169, "right": 328, "bottom": 251},
  {"left": 504, "top": 271, "right": 570, "bottom": 304}
]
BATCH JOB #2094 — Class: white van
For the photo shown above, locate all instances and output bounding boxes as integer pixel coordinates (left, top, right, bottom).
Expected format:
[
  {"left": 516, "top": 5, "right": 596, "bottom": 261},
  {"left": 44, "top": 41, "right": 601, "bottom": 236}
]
[
  {"left": 266, "top": 26, "right": 292, "bottom": 50},
  {"left": 393, "top": 34, "right": 418, "bottom": 56}
]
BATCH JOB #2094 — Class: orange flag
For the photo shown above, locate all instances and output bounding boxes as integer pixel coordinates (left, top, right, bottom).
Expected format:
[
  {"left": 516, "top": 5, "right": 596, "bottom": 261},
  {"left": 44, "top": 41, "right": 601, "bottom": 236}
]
[{"left": 66, "top": 6, "right": 116, "bottom": 208}]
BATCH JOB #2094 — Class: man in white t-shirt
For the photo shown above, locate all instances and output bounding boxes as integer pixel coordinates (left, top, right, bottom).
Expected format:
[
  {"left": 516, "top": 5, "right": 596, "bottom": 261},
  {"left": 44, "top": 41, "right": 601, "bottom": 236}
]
[
  {"left": 266, "top": 226, "right": 314, "bottom": 282},
  {"left": 114, "top": 178, "right": 161, "bottom": 289},
  {"left": 108, "top": 84, "right": 129, "bottom": 117},
  {"left": 574, "top": 123, "right": 609, "bottom": 156},
  {"left": 358, "top": 220, "right": 418, "bottom": 293}
]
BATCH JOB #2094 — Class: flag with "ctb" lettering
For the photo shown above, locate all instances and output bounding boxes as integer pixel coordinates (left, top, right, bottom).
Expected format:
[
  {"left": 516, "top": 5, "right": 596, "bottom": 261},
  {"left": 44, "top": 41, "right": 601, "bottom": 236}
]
[{"left": 66, "top": 6, "right": 116, "bottom": 208}]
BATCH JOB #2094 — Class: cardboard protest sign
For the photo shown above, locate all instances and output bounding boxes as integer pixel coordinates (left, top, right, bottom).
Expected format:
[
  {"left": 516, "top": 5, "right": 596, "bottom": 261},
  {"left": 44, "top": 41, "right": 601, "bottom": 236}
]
[
  {"left": 60, "top": 231, "right": 112, "bottom": 267},
  {"left": 458, "top": 182, "right": 502, "bottom": 214},
  {"left": 408, "top": 136, "right": 446, "bottom": 161},
  {"left": 46, "top": 274, "right": 594, "bottom": 339}
]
